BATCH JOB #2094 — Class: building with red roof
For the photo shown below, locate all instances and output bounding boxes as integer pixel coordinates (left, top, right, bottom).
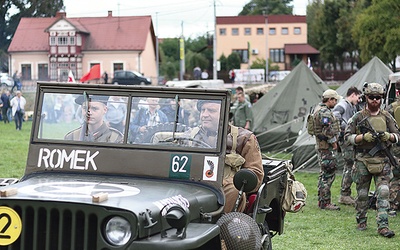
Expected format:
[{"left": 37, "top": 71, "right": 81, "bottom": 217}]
[
  {"left": 216, "top": 15, "right": 319, "bottom": 72},
  {"left": 8, "top": 11, "right": 157, "bottom": 84}
]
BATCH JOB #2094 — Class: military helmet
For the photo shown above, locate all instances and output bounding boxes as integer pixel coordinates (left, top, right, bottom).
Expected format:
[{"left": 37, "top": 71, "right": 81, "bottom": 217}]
[{"left": 363, "top": 82, "right": 384, "bottom": 95}]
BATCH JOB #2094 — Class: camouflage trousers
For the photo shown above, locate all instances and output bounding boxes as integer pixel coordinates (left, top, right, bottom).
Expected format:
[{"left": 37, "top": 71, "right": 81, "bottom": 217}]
[
  {"left": 390, "top": 147, "right": 400, "bottom": 210},
  {"left": 317, "top": 149, "right": 337, "bottom": 207},
  {"left": 352, "top": 154, "right": 392, "bottom": 229},
  {"left": 340, "top": 144, "right": 354, "bottom": 197}
]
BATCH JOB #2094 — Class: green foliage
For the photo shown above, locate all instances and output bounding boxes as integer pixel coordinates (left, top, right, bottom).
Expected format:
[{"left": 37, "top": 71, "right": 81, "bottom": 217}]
[
  {"left": 239, "top": 0, "right": 293, "bottom": 15},
  {"left": 0, "top": 0, "right": 64, "bottom": 70},
  {"left": 185, "top": 50, "right": 209, "bottom": 77},
  {"left": 352, "top": 0, "right": 400, "bottom": 70},
  {"left": 219, "top": 54, "right": 227, "bottom": 71},
  {"left": 250, "top": 58, "right": 279, "bottom": 72},
  {"left": 227, "top": 53, "right": 241, "bottom": 71}
]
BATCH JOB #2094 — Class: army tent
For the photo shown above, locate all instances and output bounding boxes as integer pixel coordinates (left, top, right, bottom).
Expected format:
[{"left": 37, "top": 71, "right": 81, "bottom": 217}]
[
  {"left": 292, "top": 56, "right": 393, "bottom": 171},
  {"left": 336, "top": 56, "right": 393, "bottom": 96},
  {"left": 251, "top": 61, "right": 329, "bottom": 152}
]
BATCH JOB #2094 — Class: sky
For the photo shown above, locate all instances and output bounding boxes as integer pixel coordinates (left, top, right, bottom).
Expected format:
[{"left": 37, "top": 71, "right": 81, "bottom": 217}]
[{"left": 63, "top": 0, "right": 309, "bottom": 38}]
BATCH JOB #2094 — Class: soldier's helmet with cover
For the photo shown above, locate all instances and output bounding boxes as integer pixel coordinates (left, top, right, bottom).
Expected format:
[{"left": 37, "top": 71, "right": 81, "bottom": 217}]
[{"left": 363, "top": 82, "right": 384, "bottom": 95}]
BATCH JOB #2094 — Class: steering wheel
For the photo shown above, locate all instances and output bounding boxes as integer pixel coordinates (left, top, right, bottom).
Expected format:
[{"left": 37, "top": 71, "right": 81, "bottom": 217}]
[{"left": 161, "top": 136, "right": 212, "bottom": 148}]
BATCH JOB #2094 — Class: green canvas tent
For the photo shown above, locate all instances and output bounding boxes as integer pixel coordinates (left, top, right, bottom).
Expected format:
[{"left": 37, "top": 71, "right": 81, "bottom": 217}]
[
  {"left": 252, "top": 61, "right": 329, "bottom": 152},
  {"left": 336, "top": 56, "right": 393, "bottom": 96},
  {"left": 292, "top": 57, "right": 393, "bottom": 171}
]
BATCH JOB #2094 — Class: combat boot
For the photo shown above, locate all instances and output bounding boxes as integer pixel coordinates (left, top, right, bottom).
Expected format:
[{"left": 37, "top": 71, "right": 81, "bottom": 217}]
[
  {"left": 338, "top": 195, "right": 355, "bottom": 205},
  {"left": 378, "top": 228, "right": 395, "bottom": 238},
  {"left": 320, "top": 203, "right": 340, "bottom": 211},
  {"left": 357, "top": 222, "right": 367, "bottom": 231}
]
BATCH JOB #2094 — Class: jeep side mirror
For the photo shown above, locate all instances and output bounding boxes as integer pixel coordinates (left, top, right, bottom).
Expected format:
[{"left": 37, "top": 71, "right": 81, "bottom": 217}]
[{"left": 233, "top": 169, "right": 258, "bottom": 193}]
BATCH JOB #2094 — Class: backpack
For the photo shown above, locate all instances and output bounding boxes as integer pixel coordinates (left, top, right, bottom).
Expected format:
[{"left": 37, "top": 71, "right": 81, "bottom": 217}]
[
  {"left": 282, "top": 164, "right": 307, "bottom": 213},
  {"left": 306, "top": 113, "right": 314, "bottom": 135},
  {"left": 306, "top": 106, "right": 316, "bottom": 136}
]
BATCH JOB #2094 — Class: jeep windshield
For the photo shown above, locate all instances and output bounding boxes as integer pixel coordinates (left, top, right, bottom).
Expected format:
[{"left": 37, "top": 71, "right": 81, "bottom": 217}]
[{"left": 26, "top": 83, "right": 231, "bottom": 190}]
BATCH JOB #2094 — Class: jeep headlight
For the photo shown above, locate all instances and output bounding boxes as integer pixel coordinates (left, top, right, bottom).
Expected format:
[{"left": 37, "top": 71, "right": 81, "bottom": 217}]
[{"left": 105, "top": 216, "right": 131, "bottom": 246}]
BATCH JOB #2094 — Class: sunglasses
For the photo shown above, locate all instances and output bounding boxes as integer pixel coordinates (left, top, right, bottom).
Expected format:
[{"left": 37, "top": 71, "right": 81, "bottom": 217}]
[{"left": 367, "top": 95, "right": 382, "bottom": 100}]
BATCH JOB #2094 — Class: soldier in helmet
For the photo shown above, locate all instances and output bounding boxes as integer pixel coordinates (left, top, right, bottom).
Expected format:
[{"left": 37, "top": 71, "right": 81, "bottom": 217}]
[
  {"left": 345, "top": 82, "right": 399, "bottom": 238},
  {"left": 385, "top": 79, "right": 400, "bottom": 216},
  {"left": 312, "top": 89, "right": 341, "bottom": 210}
]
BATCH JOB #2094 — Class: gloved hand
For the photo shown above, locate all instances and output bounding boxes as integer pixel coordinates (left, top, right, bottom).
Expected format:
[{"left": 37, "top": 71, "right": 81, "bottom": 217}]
[
  {"left": 380, "top": 132, "right": 391, "bottom": 142},
  {"left": 363, "top": 132, "right": 375, "bottom": 142}
]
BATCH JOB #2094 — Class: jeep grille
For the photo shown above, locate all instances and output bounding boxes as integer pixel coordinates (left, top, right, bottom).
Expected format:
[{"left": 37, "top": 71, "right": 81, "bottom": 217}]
[{"left": 0, "top": 201, "right": 100, "bottom": 250}]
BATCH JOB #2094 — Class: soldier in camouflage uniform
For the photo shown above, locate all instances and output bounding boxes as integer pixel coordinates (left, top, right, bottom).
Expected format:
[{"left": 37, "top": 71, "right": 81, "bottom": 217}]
[
  {"left": 385, "top": 79, "right": 400, "bottom": 216},
  {"left": 345, "top": 82, "right": 399, "bottom": 238},
  {"left": 333, "top": 87, "right": 362, "bottom": 206},
  {"left": 313, "top": 89, "right": 341, "bottom": 210}
]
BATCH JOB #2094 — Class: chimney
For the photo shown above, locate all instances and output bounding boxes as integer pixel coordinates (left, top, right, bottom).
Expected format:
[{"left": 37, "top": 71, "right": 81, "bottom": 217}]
[
  {"left": 55, "top": 11, "right": 66, "bottom": 18},
  {"left": 108, "top": 11, "right": 112, "bottom": 17}
]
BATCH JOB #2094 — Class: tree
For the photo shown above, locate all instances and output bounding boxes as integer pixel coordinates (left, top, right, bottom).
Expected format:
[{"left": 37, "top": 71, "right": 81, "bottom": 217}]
[
  {"left": 226, "top": 53, "right": 241, "bottom": 70},
  {"left": 0, "top": 0, "right": 64, "bottom": 71},
  {"left": 239, "top": 0, "right": 293, "bottom": 15},
  {"left": 352, "top": 0, "right": 400, "bottom": 70},
  {"left": 219, "top": 54, "right": 227, "bottom": 71}
]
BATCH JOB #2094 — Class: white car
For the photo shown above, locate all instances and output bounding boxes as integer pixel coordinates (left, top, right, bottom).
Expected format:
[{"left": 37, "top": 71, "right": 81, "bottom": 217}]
[{"left": 1, "top": 73, "right": 14, "bottom": 87}]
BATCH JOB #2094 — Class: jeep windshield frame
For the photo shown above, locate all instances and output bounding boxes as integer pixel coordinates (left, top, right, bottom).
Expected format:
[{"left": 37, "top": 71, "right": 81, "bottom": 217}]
[{"left": 25, "top": 82, "right": 231, "bottom": 192}]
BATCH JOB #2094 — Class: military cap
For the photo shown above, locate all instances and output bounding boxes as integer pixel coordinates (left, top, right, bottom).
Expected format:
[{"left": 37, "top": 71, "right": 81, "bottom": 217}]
[
  {"left": 196, "top": 99, "right": 221, "bottom": 111},
  {"left": 322, "top": 89, "right": 341, "bottom": 100},
  {"left": 363, "top": 82, "right": 384, "bottom": 95},
  {"left": 75, "top": 95, "right": 109, "bottom": 105}
]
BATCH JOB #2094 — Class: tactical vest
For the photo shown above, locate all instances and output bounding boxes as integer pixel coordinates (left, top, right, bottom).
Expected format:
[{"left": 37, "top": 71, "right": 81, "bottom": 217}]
[{"left": 391, "top": 101, "right": 400, "bottom": 126}]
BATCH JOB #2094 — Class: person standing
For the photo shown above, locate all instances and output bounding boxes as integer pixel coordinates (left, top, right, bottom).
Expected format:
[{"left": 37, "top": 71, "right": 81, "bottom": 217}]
[
  {"left": 193, "top": 66, "right": 201, "bottom": 80},
  {"left": 10, "top": 90, "right": 26, "bottom": 130},
  {"left": 312, "top": 89, "right": 341, "bottom": 210},
  {"left": 1, "top": 90, "right": 11, "bottom": 123},
  {"left": 385, "top": 79, "right": 400, "bottom": 216},
  {"left": 102, "top": 71, "right": 108, "bottom": 84},
  {"left": 229, "top": 69, "right": 236, "bottom": 83},
  {"left": 201, "top": 69, "right": 209, "bottom": 80},
  {"left": 233, "top": 92, "right": 253, "bottom": 130},
  {"left": 345, "top": 82, "right": 399, "bottom": 238},
  {"left": 333, "top": 87, "right": 361, "bottom": 206}
]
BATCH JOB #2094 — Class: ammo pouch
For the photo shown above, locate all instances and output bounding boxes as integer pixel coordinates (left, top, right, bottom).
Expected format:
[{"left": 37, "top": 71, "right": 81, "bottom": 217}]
[
  {"left": 360, "top": 157, "right": 385, "bottom": 174},
  {"left": 224, "top": 126, "right": 246, "bottom": 179}
]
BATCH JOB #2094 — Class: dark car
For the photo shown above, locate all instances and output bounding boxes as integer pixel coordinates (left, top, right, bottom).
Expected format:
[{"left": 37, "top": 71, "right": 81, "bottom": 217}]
[{"left": 111, "top": 70, "right": 151, "bottom": 85}]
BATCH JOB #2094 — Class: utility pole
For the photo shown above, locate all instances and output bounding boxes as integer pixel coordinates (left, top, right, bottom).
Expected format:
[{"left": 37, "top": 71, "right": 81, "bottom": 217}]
[
  {"left": 156, "top": 12, "right": 159, "bottom": 85},
  {"left": 180, "top": 21, "right": 185, "bottom": 80},
  {"left": 213, "top": 0, "right": 217, "bottom": 80},
  {"left": 265, "top": 14, "right": 268, "bottom": 83}
]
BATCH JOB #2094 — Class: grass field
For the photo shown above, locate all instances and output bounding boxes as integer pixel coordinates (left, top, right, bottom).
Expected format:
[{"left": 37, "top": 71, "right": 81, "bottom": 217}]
[{"left": 1, "top": 121, "right": 400, "bottom": 249}]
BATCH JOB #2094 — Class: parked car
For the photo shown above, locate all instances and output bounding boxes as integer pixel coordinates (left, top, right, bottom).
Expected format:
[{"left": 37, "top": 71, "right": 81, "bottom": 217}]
[
  {"left": 1, "top": 73, "right": 13, "bottom": 87},
  {"left": 111, "top": 70, "right": 151, "bottom": 85},
  {"left": 0, "top": 82, "right": 288, "bottom": 249}
]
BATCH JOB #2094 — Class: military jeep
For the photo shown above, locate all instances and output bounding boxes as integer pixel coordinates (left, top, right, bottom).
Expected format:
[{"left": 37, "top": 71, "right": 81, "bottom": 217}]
[{"left": 0, "top": 82, "right": 288, "bottom": 250}]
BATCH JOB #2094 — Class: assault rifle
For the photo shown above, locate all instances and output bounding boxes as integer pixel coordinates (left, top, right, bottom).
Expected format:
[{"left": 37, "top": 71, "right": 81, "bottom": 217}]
[{"left": 358, "top": 116, "right": 398, "bottom": 167}]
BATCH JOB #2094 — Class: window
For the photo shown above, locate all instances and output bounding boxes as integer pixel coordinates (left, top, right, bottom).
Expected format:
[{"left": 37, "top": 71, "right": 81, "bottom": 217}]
[
  {"left": 50, "top": 37, "right": 56, "bottom": 45},
  {"left": 270, "top": 49, "right": 285, "bottom": 63},
  {"left": 58, "top": 37, "right": 68, "bottom": 45},
  {"left": 21, "top": 64, "right": 32, "bottom": 80},
  {"left": 70, "top": 37, "right": 75, "bottom": 45},
  {"left": 294, "top": 27, "right": 301, "bottom": 35},
  {"left": 232, "top": 49, "right": 249, "bottom": 63},
  {"left": 232, "top": 28, "right": 239, "bottom": 36},
  {"left": 38, "top": 64, "right": 49, "bottom": 81},
  {"left": 114, "top": 63, "right": 123, "bottom": 71},
  {"left": 219, "top": 28, "right": 226, "bottom": 35},
  {"left": 269, "top": 28, "right": 276, "bottom": 35},
  {"left": 281, "top": 28, "right": 288, "bottom": 35},
  {"left": 244, "top": 28, "right": 251, "bottom": 35},
  {"left": 256, "top": 28, "right": 264, "bottom": 35}
]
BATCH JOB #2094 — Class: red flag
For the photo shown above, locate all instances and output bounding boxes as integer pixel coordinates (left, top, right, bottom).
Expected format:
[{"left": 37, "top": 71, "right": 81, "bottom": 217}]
[
  {"left": 68, "top": 70, "right": 76, "bottom": 83},
  {"left": 80, "top": 65, "right": 101, "bottom": 82}
]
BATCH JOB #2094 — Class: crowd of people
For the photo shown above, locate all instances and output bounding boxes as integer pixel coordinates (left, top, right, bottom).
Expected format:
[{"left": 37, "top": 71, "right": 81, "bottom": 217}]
[{"left": 311, "top": 80, "right": 400, "bottom": 238}]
